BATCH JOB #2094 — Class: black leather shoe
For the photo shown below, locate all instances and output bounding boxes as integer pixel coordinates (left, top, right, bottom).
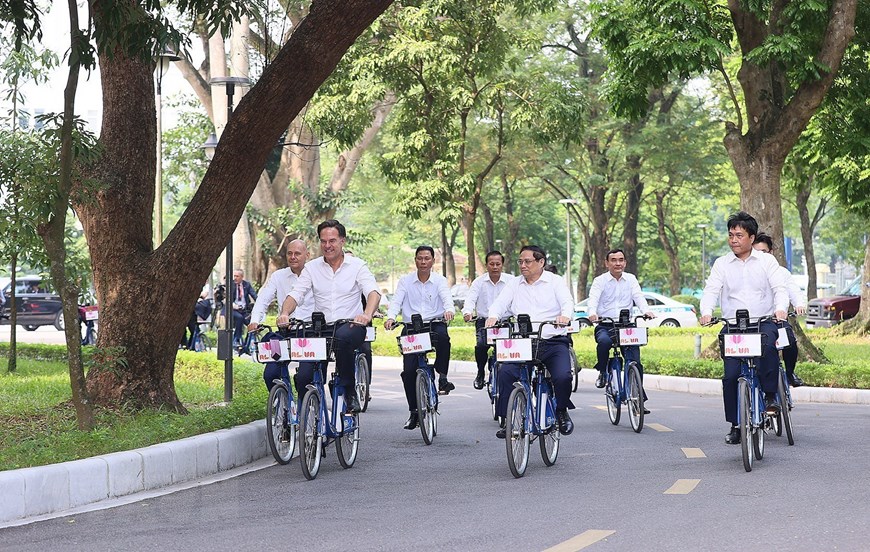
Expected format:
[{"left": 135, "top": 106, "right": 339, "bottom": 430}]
[
  {"left": 438, "top": 378, "right": 455, "bottom": 395},
  {"left": 643, "top": 408, "right": 651, "bottom": 415},
  {"left": 403, "top": 411, "right": 419, "bottom": 430},
  {"left": 595, "top": 372, "right": 606, "bottom": 389},
  {"left": 789, "top": 374, "right": 805, "bottom": 387},
  {"left": 764, "top": 396, "right": 781, "bottom": 415},
  {"left": 725, "top": 426, "right": 740, "bottom": 444},
  {"left": 496, "top": 427, "right": 506, "bottom": 439},
  {"left": 473, "top": 374, "right": 485, "bottom": 390},
  {"left": 345, "top": 390, "right": 362, "bottom": 414},
  {"left": 557, "top": 410, "right": 574, "bottom": 435}
]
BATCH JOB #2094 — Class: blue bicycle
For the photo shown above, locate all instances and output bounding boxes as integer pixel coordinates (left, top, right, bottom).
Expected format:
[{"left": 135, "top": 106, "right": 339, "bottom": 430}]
[
  {"left": 597, "top": 310, "right": 649, "bottom": 433},
  {"left": 477, "top": 318, "right": 511, "bottom": 422},
  {"left": 394, "top": 315, "right": 447, "bottom": 445},
  {"left": 772, "top": 318, "right": 795, "bottom": 445},
  {"left": 252, "top": 324, "right": 298, "bottom": 465},
  {"left": 500, "top": 315, "right": 562, "bottom": 478},
  {"left": 714, "top": 310, "right": 777, "bottom": 472},
  {"left": 289, "top": 314, "right": 362, "bottom": 480}
]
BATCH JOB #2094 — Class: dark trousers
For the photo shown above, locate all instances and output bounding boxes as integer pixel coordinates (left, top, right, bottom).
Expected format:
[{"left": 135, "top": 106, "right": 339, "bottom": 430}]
[
  {"left": 721, "top": 320, "right": 779, "bottom": 425},
  {"left": 495, "top": 336, "right": 575, "bottom": 418},
  {"left": 401, "top": 322, "right": 451, "bottom": 411},
  {"left": 294, "top": 322, "right": 366, "bottom": 401},
  {"left": 594, "top": 324, "right": 640, "bottom": 372},
  {"left": 474, "top": 318, "right": 491, "bottom": 376},
  {"left": 780, "top": 321, "right": 798, "bottom": 378},
  {"left": 232, "top": 310, "right": 248, "bottom": 344}
]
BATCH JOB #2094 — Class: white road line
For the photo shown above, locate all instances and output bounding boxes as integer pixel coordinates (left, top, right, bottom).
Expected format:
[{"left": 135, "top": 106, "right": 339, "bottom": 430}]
[{"left": 543, "top": 530, "right": 616, "bottom": 552}]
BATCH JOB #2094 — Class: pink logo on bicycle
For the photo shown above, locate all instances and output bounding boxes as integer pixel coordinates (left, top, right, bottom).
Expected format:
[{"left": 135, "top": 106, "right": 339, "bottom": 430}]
[
  {"left": 296, "top": 338, "right": 309, "bottom": 347},
  {"left": 502, "top": 339, "right": 513, "bottom": 349},
  {"left": 624, "top": 328, "right": 634, "bottom": 336},
  {"left": 731, "top": 335, "right": 743, "bottom": 344},
  {"left": 407, "top": 334, "right": 416, "bottom": 343}
]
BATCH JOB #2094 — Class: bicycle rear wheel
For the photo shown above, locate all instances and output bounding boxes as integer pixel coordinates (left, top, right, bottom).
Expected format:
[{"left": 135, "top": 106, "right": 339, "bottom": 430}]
[
  {"left": 299, "top": 391, "right": 323, "bottom": 480},
  {"left": 336, "top": 410, "right": 360, "bottom": 469},
  {"left": 778, "top": 369, "right": 794, "bottom": 445},
  {"left": 505, "top": 387, "right": 530, "bottom": 478},
  {"left": 539, "top": 399, "right": 560, "bottom": 466},
  {"left": 570, "top": 348, "right": 580, "bottom": 392},
  {"left": 266, "top": 385, "right": 296, "bottom": 464},
  {"left": 355, "top": 354, "right": 371, "bottom": 413},
  {"left": 489, "top": 363, "right": 499, "bottom": 421},
  {"left": 738, "top": 378, "right": 753, "bottom": 472},
  {"left": 626, "top": 362, "right": 644, "bottom": 433},
  {"left": 416, "top": 370, "right": 435, "bottom": 445}
]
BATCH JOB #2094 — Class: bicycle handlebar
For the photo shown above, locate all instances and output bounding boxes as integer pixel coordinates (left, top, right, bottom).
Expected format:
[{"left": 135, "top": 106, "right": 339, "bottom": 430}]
[{"left": 594, "top": 314, "right": 651, "bottom": 326}]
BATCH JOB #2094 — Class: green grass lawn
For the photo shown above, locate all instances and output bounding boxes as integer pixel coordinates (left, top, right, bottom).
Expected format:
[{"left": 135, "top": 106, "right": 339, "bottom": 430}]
[{"left": 1, "top": 323, "right": 867, "bottom": 470}]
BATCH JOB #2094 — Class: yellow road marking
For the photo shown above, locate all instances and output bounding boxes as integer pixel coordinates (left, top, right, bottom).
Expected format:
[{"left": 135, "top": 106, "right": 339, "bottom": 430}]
[
  {"left": 664, "top": 479, "right": 701, "bottom": 494},
  {"left": 682, "top": 447, "right": 706, "bottom": 458},
  {"left": 647, "top": 423, "right": 673, "bottom": 432},
  {"left": 593, "top": 405, "right": 608, "bottom": 411},
  {"left": 543, "top": 530, "right": 616, "bottom": 552}
]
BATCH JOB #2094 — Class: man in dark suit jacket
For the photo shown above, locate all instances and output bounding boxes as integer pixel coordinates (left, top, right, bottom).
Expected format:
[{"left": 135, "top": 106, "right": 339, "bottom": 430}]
[{"left": 229, "top": 269, "right": 257, "bottom": 347}]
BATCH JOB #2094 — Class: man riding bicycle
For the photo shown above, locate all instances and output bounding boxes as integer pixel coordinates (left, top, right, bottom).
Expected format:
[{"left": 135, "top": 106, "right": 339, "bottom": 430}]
[
  {"left": 485, "top": 245, "right": 575, "bottom": 438},
  {"left": 699, "top": 212, "right": 789, "bottom": 445},
  {"left": 588, "top": 248, "right": 654, "bottom": 412},
  {"left": 462, "top": 250, "right": 514, "bottom": 390},
  {"left": 277, "top": 220, "right": 381, "bottom": 413},
  {"left": 385, "top": 245, "right": 455, "bottom": 430}
]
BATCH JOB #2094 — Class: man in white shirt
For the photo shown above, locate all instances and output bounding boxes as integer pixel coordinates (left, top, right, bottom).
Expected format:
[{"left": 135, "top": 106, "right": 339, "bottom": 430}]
[
  {"left": 587, "top": 249, "right": 654, "bottom": 410},
  {"left": 462, "top": 250, "right": 514, "bottom": 390},
  {"left": 277, "top": 220, "right": 381, "bottom": 413},
  {"left": 247, "top": 239, "right": 315, "bottom": 391},
  {"left": 700, "top": 212, "right": 789, "bottom": 445},
  {"left": 486, "top": 245, "right": 576, "bottom": 437},
  {"left": 753, "top": 233, "right": 807, "bottom": 387},
  {"left": 385, "top": 246, "right": 455, "bottom": 430}
]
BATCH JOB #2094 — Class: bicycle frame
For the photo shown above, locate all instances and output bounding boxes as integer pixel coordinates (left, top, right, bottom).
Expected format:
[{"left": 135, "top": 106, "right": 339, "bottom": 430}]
[
  {"left": 598, "top": 313, "right": 648, "bottom": 406},
  {"left": 395, "top": 316, "right": 443, "bottom": 413}
]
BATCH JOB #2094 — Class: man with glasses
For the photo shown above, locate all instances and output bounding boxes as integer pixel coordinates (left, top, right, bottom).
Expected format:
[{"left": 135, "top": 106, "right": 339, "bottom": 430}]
[
  {"left": 277, "top": 220, "right": 381, "bottom": 412},
  {"left": 385, "top": 246, "right": 456, "bottom": 430},
  {"left": 485, "top": 245, "right": 576, "bottom": 438},
  {"left": 462, "top": 250, "right": 514, "bottom": 390}
]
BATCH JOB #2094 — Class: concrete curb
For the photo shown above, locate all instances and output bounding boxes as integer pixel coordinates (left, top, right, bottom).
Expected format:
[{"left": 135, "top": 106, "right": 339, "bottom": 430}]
[{"left": 2, "top": 355, "right": 868, "bottom": 526}]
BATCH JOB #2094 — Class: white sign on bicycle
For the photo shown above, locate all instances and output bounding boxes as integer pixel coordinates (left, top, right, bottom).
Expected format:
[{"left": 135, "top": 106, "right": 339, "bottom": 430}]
[
  {"left": 775, "top": 327, "right": 789, "bottom": 350},
  {"left": 400, "top": 332, "right": 432, "bottom": 354},
  {"left": 722, "top": 334, "right": 762, "bottom": 357},
  {"left": 486, "top": 327, "right": 508, "bottom": 344},
  {"left": 618, "top": 327, "right": 648, "bottom": 346},
  {"left": 256, "top": 339, "right": 291, "bottom": 363},
  {"left": 82, "top": 306, "right": 99, "bottom": 321},
  {"left": 568, "top": 319, "right": 580, "bottom": 333},
  {"left": 289, "top": 337, "right": 328, "bottom": 361},
  {"left": 365, "top": 326, "right": 376, "bottom": 342},
  {"left": 495, "top": 338, "right": 533, "bottom": 362}
]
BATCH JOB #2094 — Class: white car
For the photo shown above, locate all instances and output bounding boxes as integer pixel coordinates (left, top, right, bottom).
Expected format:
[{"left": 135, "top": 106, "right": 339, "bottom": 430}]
[{"left": 573, "top": 291, "right": 698, "bottom": 328}]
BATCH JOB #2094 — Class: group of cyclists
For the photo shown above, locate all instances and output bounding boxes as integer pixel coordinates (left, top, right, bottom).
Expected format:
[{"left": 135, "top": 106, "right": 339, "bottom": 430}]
[{"left": 250, "top": 211, "right": 805, "bottom": 451}]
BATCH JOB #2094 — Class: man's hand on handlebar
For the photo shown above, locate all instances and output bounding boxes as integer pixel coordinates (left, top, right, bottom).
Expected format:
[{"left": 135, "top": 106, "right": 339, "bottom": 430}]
[
  {"left": 775, "top": 309, "right": 787, "bottom": 321},
  {"left": 443, "top": 310, "right": 454, "bottom": 322},
  {"left": 247, "top": 322, "right": 259, "bottom": 331},
  {"left": 276, "top": 313, "right": 291, "bottom": 327},
  {"left": 384, "top": 318, "right": 397, "bottom": 331},
  {"left": 463, "top": 312, "right": 473, "bottom": 323},
  {"left": 700, "top": 314, "right": 712, "bottom": 326},
  {"left": 354, "top": 312, "right": 373, "bottom": 326},
  {"left": 588, "top": 314, "right": 599, "bottom": 323},
  {"left": 484, "top": 317, "right": 497, "bottom": 328},
  {"left": 555, "top": 315, "right": 570, "bottom": 326},
  {"left": 643, "top": 311, "right": 655, "bottom": 319}
]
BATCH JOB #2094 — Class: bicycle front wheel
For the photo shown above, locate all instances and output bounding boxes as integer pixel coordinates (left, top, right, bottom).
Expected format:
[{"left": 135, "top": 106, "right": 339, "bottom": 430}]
[
  {"left": 489, "top": 363, "right": 499, "bottom": 421},
  {"left": 336, "top": 411, "right": 360, "bottom": 469},
  {"left": 355, "top": 354, "right": 371, "bottom": 413},
  {"left": 570, "top": 348, "right": 580, "bottom": 392},
  {"left": 506, "top": 387, "right": 530, "bottom": 478},
  {"left": 778, "top": 369, "right": 794, "bottom": 445},
  {"left": 299, "top": 391, "right": 323, "bottom": 480},
  {"left": 539, "top": 414, "right": 560, "bottom": 467},
  {"left": 738, "top": 378, "right": 753, "bottom": 472},
  {"left": 626, "top": 362, "right": 644, "bottom": 433},
  {"left": 606, "top": 364, "right": 621, "bottom": 426},
  {"left": 416, "top": 370, "right": 435, "bottom": 445},
  {"left": 266, "top": 385, "right": 296, "bottom": 464}
]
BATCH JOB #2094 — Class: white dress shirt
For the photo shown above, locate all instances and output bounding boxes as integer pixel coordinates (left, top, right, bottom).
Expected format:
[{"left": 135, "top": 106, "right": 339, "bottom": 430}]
[
  {"left": 700, "top": 248, "right": 790, "bottom": 319},
  {"left": 387, "top": 271, "right": 453, "bottom": 321},
  {"left": 762, "top": 265, "right": 806, "bottom": 309},
  {"left": 288, "top": 255, "right": 380, "bottom": 323},
  {"left": 462, "top": 273, "right": 514, "bottom": 318},
  {"left": 250, "top": 268, "right": 315, "bottom": 324},
  {"left": 587, "top": 271, "right": 648, "bottom": 320},
  {"left": 487, "top": 270, "right": 574, "bottom": 338}
]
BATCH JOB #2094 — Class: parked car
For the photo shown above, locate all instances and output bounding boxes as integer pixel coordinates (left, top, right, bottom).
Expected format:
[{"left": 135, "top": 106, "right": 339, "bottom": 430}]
[
  {"left": 573, "top": 291, "right": 698, "bottom": 329},
  {"left": 0, "top": 275, "right": 65, "bottom": 331},
  {"left": 805, "top": 275, "right": 864, "bottom": 328}
]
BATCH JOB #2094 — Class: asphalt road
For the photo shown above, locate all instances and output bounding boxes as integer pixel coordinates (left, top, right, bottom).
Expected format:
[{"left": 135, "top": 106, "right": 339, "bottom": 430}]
[
  {"left": 2, "top": 364, "right": 869, "bottom": 552},
  {"left": 0, "top": 324, "right": 69, "bottom": 345}
]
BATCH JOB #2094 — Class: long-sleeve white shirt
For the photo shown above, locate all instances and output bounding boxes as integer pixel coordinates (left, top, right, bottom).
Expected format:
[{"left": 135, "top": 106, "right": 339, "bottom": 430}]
[
  {"left": 288, "top": 255, "right": 380, "bottom": 323},
  {"left": 700, "top": 248, "right": 790, "bottom": 319},
  {"left": 250, "top": 267, "right": 315, "bottom": 324},
  {"left": 387, "top": 271, "right": 453, "bottom": 321},
  {"left": 461, "top": 272, "right": 514, "bottom": 317},
  {"left": 487, "top": 270, "right": 574, "bottom": 338},
  {"left": 763, "top": 265, "right": 806, "bottom": 309},
  {"left": 587, "top": 271, "right": 648, "bottom": 319}
]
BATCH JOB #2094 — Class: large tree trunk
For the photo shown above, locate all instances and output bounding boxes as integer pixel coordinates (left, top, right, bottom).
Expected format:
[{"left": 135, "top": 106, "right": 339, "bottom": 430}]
[
  {"left": 76, "top": 0, "right": 394, "bottom": 410},
  {"left": 795, "top": 181, "right": 827, "bottom": 300},
  {"left": 654, "top": 190, "right": 681, "bottom": 296},
  {"left": 501, "top": 172, "right": 518, "bottom": 270},
  {"left": 623, "top": 156, "right": 643, "bottom": 274},
  {"left": 839, "top": 238, "right": 870, "bottom": 335},
  {"left": 577, "top": 231, "right": 591, "bottom": 300}
]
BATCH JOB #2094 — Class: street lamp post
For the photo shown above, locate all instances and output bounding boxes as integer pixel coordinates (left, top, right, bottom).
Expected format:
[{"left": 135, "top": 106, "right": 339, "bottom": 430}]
[
  {"left": 697, "top": 223, "right": 709, "bottom": 284},
  {"left": 203, "top": 76, "right": 251, "bottom": 404},
  {"left": 559, "top": 198, "right": 578, "bottom": 299},
  {"left": 154, "top": 48, "right": 180, "bottom": 247}
]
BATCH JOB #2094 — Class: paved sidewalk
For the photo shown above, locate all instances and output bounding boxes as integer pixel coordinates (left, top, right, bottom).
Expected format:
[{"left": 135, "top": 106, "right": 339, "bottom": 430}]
[{"left": 2, "top": 356, "right": 867, "bottom": 527}]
